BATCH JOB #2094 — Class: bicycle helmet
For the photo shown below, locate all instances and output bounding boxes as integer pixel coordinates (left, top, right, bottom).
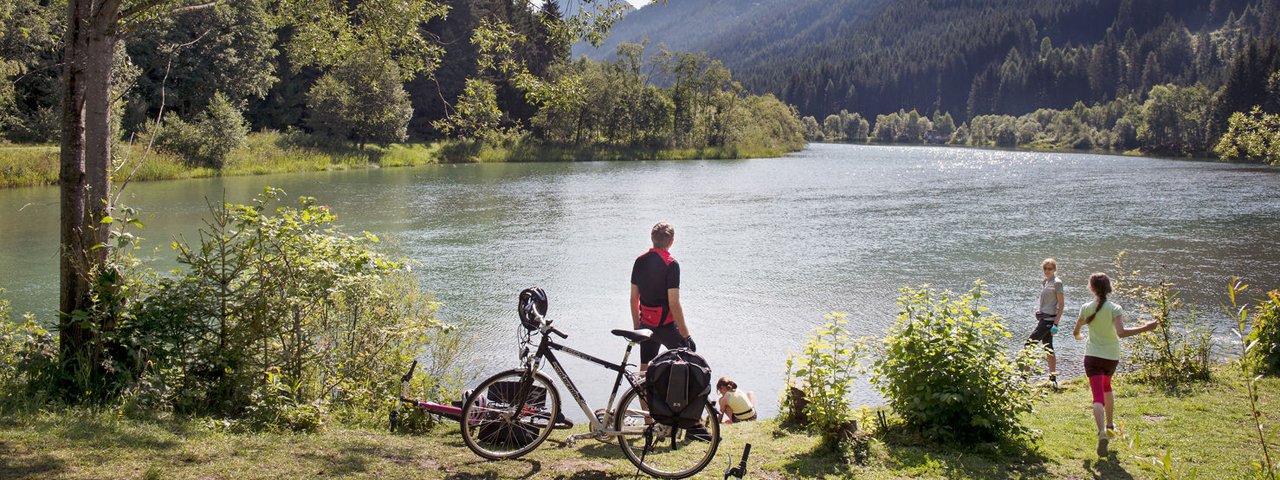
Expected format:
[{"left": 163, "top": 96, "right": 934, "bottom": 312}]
[{"left": 518, "top": 287, "right": 548, "bottom": 331}]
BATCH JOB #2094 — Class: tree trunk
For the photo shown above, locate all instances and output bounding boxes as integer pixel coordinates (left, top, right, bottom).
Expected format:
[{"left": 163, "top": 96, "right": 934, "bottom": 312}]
[{"left": 59, "top": 0, "right": 118, "bottom": 384}]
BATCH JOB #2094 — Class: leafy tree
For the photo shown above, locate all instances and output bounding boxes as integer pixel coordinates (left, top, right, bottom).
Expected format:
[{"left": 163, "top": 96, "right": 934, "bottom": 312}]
[
  {"left": 1138, "top": 83, "right": 1212, "bottom": 155},
  {"left": 53, "top": 0, "right": 447, "bottom": 398},
  {"left": 802, "top": 115, "right": 824, "bottom": 141},
  {"left": 308, "top": 56, "right": 414, "bottom": 148},
  {"left": 841, "top": 110, "right": 870, "bottom": 142},
  {"left": 125, "top": 0, "right": 278, "bottom": 126},
  {"left": 822, "top": 114, "right": 845, "bottom": 141},
  {"left": 1216, "top": 106, "right": 1280, "bottom": 164},
  {"left": 930, "top": 111, "right": 955, "bottom": 143},
  {"left": 0, "top": 0, "right": 63, "bottom": 142},
  {"left": 432, "top": 78, "right": 502, "bottom": 139}
]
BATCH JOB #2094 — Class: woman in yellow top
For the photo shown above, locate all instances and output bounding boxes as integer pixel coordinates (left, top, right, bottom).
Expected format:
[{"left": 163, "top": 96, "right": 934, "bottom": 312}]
[
  {"left": 716, "top": 377, "right": 757, "bottom": 424},
  {"left": 1072, "top": 272, "right": 1159, "bottom": 457}
]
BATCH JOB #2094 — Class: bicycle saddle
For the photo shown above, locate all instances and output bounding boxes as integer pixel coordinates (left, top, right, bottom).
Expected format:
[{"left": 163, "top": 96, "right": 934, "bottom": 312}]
[{"left": 610, "top": 329, "right": 652, "bottom": 343}]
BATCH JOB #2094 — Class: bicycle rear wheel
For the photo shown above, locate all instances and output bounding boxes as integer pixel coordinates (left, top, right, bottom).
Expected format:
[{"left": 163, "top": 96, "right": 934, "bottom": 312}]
[
  {"left": 614, "top": 387, "right": 720, "bottom": 479},
  {"left": 460, "top": 369, "right": 561, "bottom": 460}
]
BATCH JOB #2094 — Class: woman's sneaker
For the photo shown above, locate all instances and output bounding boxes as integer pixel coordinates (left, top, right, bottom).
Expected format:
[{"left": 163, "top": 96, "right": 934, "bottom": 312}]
[{"left": 1097, "top": 436, "right": 1109, "bottom": 457}]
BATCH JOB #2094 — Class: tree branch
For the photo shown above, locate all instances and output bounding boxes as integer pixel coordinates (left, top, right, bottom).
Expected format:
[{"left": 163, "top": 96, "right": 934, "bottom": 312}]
[{"left": 119, "top": 0, "right": 219, "bottom": 25}]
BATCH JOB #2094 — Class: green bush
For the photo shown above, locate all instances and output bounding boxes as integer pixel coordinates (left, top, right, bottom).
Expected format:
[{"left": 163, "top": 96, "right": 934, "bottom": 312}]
[
  {"left": 1244, "top": 289, "right": 1280, "bottom": 376},
  {"left": 1114, "top": 254, "right": 1213, "bottom": 388},
  {"left": 116, "top": 188, "right": 452, "bottom": 429},
  {"left": 782, "top": 313, "right": 867, "bottom": 447},
  {"left": 872, "top": 281, "right": 1043, "bottom": 441},
  {"left": 156, "top": 92, "right": 248, "bottom": 169},
  {"left": 0, "top": 292, "right": 58, "bottom": 410}
]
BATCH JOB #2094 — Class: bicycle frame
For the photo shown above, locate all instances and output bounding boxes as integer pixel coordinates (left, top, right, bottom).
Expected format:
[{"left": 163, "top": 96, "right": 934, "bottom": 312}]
[{"left": 522, "top": 324, "right": 645, "bottom": 438}]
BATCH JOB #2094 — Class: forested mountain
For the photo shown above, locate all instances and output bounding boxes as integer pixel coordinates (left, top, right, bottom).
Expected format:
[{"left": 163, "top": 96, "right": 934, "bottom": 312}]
[{"left": 579, "top": 0, "right": 1280, "bottom": 122}]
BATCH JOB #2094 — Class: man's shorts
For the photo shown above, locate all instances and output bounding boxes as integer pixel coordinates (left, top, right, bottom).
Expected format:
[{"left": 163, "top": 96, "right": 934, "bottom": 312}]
[
  {"left": 640, "top": 323, "right": 685, "bottom": 364},
  {"left": 1028, "top": 318, "right": 1056, "bottom": 351}
]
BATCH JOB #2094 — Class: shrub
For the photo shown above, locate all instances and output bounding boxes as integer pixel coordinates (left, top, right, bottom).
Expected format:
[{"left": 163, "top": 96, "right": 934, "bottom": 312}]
[
  {"left": 156, "top": 92, "right": 248, "bottom": 169},
  {"left": 782, "top": 313, "right": 867, "bottom": 447},
  {"left": 0, "top": 292, "right": 58, "bottom": 410},
  {"left": 1243, "top": 289, "right": 1280, "bottom": 376},
  {"left": 1113, "top": 253, "right": 1213, "bottom": 388},
  {"left": 117, "top": 188, "right": 452, "bottom": 429},
  {"left": 872, "top": 281, "right": 1043, "bottom": 441}
]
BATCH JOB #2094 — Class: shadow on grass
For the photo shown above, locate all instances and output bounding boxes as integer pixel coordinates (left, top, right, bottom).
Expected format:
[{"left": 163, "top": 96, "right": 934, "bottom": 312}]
[
  {"left": 1083, "top": 453, "right": 1136, "bottom": 480},
  {"left": 776, "top": 425, "right": 1058, "bottom": 479},
  {"left": 0, "top": 441, "right": 67, "bottom": 479},
  {"left": 873, "top": 430, "right": 1054, "bottom": 479},
  {"left": 442, "top": 459, "right": 542, "bottom": 479},
  {"left": 32, "top": 412, "right": 183, "bottom": 452}
]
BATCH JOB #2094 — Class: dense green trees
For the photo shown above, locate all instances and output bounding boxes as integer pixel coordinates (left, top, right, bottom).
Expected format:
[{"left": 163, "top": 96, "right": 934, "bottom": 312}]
[
  {"left": 308, "top": 56, "right": 414, "bottom": 148},
  {"left": 527, "top": 44, "right": 804, "bottom": 152}
]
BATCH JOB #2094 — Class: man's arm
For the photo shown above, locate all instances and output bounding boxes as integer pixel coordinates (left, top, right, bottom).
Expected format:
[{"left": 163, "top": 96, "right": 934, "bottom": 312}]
[
  {"left": 669, "top": 288, "right": 689, "bottom": 338},
  {"left": 630, "top": 284, "right": 641, "bottom": 330}
]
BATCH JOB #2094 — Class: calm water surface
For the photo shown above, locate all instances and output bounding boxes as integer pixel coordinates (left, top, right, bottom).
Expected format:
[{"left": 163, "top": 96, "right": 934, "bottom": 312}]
[{"left": 2, "top": 143, "right": 1279, "bottom": 418}]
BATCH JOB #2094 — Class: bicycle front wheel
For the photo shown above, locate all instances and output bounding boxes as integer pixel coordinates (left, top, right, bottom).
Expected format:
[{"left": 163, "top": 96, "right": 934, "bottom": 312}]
[
  {"left": 614, "top": 387, "right": 720, "bottom": 479},
  {"left": 460, "top": 369, "right": 561, "bottom": 460}
]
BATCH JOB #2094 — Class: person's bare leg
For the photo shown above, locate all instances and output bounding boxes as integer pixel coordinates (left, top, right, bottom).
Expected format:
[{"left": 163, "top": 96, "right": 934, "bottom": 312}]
[
  {"left": 1047, "top": 353, "right": 1057, "bottom": 376},
  {"left": 1104, "top": 391, "right": 1114, "bottom": 431},
  {"left": 1093, "top": 402, "right": 1108, "bottom": 455}
]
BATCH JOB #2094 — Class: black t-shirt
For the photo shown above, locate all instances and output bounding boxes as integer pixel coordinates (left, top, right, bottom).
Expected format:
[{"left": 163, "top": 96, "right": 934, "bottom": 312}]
[{"left": 631, "top": 249, "right": 680, "bottom": 309}]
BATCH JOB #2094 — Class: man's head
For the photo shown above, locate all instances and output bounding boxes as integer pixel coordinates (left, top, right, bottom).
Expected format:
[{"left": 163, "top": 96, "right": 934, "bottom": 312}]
[{"left": 651, "top": 222, "right": 675, "bottom": 249}]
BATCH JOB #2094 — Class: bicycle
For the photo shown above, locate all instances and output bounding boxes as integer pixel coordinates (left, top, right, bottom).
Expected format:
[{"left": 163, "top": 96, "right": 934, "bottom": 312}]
[
  {"left": 460, "top": 294, "right": 721, "bottom": 479},
  {"left": 390, "top": 359, "right": 574, "bottom": 432}
]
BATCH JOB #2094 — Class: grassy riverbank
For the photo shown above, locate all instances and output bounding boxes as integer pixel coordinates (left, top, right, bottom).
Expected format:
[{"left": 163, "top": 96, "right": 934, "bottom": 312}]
[
  {"left": 1, "top": 367, "right": 1274, "bottom": 479},
  {"left": 0, "top": 133, "right": 792, "bottom": 188}
]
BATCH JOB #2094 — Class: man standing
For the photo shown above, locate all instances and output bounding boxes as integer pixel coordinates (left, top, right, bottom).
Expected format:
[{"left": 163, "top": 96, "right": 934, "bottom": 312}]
[{"left": 631, "top": 222, "right": 693, "bottom": 372}]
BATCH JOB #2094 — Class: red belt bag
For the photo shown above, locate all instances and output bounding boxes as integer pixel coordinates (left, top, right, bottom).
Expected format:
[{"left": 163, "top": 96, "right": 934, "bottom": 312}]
[{"left": 639, "top": 304, "right": 670, "bottom": 327}]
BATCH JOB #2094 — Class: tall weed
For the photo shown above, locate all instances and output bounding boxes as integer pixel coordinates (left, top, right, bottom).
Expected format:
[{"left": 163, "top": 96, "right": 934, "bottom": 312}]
[
  {"left": 1113, "top": 253, "right": 1213, "bottom": 388},
  {"left": 1228, "top": 279, "right": 1280, "bottom": 480},
  {"left": 782, "top": 313, "right": 867, "bottom": 448}
]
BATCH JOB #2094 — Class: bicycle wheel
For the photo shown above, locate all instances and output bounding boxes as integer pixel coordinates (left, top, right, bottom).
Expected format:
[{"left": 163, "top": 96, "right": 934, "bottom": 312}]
[
  {"left": 460, "top": 369, "right": 561, "bottom": 460},
  {"left": 614, "top": 387, "right": 720, "bottom": 479}
]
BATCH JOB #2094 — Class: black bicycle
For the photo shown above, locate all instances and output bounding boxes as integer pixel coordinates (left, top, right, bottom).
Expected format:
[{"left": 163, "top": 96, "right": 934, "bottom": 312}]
[{"left": 459, "top": 292, "right": 721, "bottom": 479}]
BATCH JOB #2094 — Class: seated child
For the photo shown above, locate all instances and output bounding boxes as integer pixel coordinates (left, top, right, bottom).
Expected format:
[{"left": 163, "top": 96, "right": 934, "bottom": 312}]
[{"left": 716, "top": 377, "right": 757, "bottom": 424}]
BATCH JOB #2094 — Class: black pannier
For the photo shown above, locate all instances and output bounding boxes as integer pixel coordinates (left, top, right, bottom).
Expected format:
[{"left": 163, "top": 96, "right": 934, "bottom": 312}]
[{"left": 645, "top": 348, "right": 712, "bottom": 428}]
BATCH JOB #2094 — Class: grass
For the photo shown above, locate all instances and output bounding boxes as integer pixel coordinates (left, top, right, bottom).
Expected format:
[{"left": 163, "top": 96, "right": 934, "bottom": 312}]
[
  {"left": 0, "top": 365, "right": 1275, "bottom": 479},
  {"left": 0, "top": 133, "right": 791, "bottom": 189}
]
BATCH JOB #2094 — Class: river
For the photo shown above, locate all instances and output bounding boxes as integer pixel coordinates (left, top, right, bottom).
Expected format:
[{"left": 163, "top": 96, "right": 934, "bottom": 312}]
[{"left": 2, "top": 143, "right": 1278, "bottom": 418}]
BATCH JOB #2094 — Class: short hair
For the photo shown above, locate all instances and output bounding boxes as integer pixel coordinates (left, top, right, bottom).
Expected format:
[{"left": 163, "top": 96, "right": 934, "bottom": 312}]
[
  {"left": 651, "top": 222, "right": 675, "bottom": 249},
  {"left": 1042, "top": 258, "right": 1057, "bottom": 271}
]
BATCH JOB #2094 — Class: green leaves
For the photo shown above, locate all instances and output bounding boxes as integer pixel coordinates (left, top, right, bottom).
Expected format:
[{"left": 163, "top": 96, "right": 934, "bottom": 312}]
[
  {"left": 872, "top": 281, "right": 1043, "bottom": 442},
  {"left": 784, "top": 312, "right": 868, "bottom": 447}
]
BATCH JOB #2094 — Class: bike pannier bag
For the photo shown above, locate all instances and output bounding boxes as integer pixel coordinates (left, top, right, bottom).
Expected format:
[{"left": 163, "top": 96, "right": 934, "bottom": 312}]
[{"left": 645, "top": 348, "right": 712, "bottom": 428}]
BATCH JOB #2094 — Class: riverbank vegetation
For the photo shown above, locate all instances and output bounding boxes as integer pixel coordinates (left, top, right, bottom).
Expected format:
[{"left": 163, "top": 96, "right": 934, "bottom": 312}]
[
  {"left": 802, "top": 64, "right": 1280, "bottom": 163},
  {"left": 0, "top": 0, "right": 804, "bottom": 189}
]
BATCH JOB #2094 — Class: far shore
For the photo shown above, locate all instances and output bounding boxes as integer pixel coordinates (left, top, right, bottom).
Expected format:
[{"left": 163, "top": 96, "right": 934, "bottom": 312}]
[
  {"left": 6, "top": 135, "right": 1265, "bottom": 190},
  {"left": 0, "top": 132, "right": 797, "bottom": 189}
]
